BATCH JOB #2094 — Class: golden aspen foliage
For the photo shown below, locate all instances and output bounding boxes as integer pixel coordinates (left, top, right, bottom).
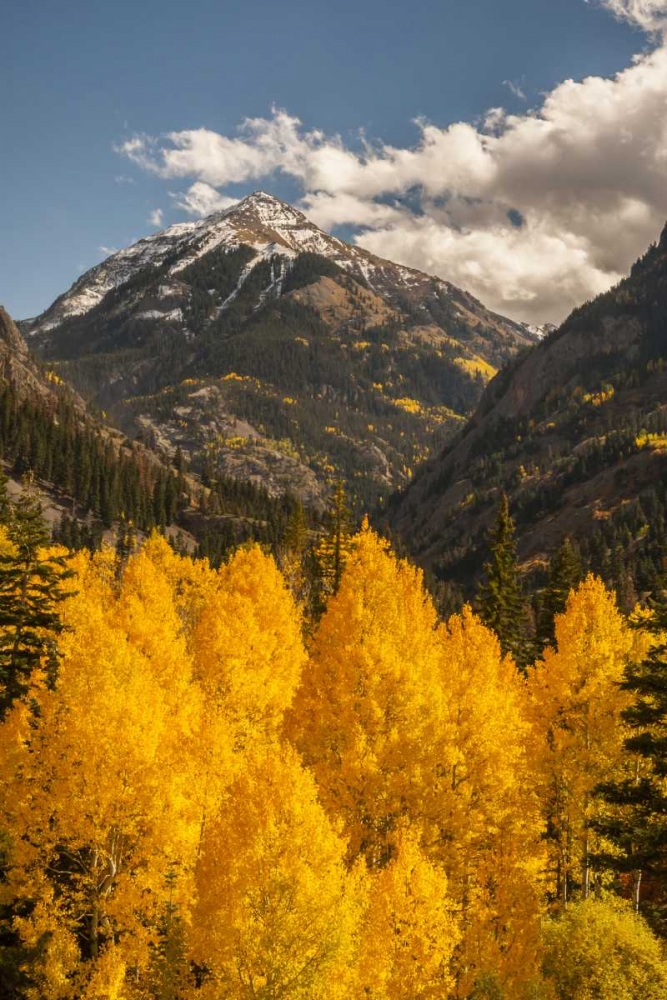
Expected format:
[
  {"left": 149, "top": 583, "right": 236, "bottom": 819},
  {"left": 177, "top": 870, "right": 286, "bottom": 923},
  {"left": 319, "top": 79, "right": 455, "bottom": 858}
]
[
  {"left": 136, "top": 532, "right": 218, "bottom": 646},
  {"left": 192, "top": 544, "right": 306, "bottom": 746},
  {"left": 432, "top": 607, "right": 544, "bottom": 999},
  {"left": 357, "top": 832, "right": 460, "bottom": 1000},
  {"left": 0, "top": 545, "right": 202, "bottom": 1000},
  {"left": 286, "top": 524, "right": 445, "bottom": 866},
  {"left": 115, "top": 537, "right": 198, "bottom": 712},
  {"left": 191, "top": 745, "right": 363, "bottom": 1000},
  {"left": 527, "top": 574, "right": 635, "bottom": 905},
  {"left": 189, "top": 544, "right": 307, "bottom": 870},
  {"left": 2, "top": 520, "right": 660, "bottom": 1000},
  {"left": 542, "top": 897, "right": 667, "bottom": 1000}
]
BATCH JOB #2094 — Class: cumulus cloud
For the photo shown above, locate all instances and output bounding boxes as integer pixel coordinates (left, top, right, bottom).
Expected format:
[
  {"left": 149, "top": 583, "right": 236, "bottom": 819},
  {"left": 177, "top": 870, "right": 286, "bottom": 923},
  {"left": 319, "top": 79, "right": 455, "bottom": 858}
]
[
  {"left": 118, "top": 35, "right": 667, "bottom": 323},
  {"left": 148, "top": 208, "right": 164, "bottom": 227}
]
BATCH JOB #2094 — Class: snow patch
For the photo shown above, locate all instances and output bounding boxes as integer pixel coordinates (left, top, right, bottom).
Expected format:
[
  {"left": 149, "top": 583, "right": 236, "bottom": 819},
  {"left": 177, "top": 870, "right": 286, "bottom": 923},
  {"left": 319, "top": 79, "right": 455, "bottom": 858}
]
[{"left": 30, "top": 191, "right": 434, "bottom": 335}]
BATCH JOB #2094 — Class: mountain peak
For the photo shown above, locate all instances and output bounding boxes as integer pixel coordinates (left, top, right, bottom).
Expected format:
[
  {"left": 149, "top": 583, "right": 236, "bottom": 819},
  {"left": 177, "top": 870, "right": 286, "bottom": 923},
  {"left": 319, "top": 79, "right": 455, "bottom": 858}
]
[
  {"left": 212, "top": 190, "right": 321, "bottom": 247},
  {"left": 23, "top": 192, "right": 530, "bottom": 346},
  {"left": 219, "top": 189, "right": 303, "bottom": 221},
  {"left": 244, "top": 189, "right": 294, "bottom": 208}
]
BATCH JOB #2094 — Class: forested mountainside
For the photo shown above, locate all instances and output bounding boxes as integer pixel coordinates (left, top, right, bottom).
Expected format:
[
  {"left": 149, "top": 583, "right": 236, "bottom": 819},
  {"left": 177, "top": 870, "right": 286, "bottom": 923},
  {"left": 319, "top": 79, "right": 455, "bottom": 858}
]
[
  {"left": 388, "top": 222, "right": 667, "bottom": 608},
  {"left": 22, "top": 192, "right": 533, "bottom": 509},
  {"left": 0, "top": 306, "right": 308, "bottom": 560}
]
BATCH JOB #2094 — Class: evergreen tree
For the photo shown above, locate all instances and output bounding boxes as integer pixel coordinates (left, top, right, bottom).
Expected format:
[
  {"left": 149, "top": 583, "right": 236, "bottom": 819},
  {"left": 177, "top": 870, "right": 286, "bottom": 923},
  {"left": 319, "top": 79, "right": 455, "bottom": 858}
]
[
  {"left": 0, "top": 479, "right": 73, "bottom": 716},
  {"left": 314, "top": 481, "right": 352, "bottom": 611},
  {"left": 0, "top": 464, "right": 11, "bottom": 525},
  {"left": 536, "top": 536, "right": 583, "bottom": 649},
  {"left": 594, "top": 598, "right": 667, "bottom": 930},
  {"left": 477, "top": 493, "right": 531, "bottom": 667},
  {"left": 115, "top": 515, "right": 137, "bottom": 569},
  {"left": 279, "top": 500, "right": 310, "bottom": 601}
]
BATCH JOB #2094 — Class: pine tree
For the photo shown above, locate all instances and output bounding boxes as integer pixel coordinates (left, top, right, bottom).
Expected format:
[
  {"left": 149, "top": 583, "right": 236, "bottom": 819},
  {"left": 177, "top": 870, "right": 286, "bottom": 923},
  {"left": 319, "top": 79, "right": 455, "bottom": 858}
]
[
  {"left": 314, "top": 480, "right": 352, "bottom": 611},
  {"left": 477, "top": 493, "right": 531, "bottom": 666},
  {"left": 536, "top": 536, "right": 583, "bottom": 649},
  {"left": 594, "top": 598, "right": 667, "bottom": 929},
  {"left": 0, "top": 478, "right": 73, "bottom": 716},
  {"left": 279, "top": 499, "right": 310, "bottom": 601},
  {"left": 0, "top": 464, "right": 11, "bottom": 525},
  {"left": 115, "top": 514, "right": 137, "bottom": 569}
]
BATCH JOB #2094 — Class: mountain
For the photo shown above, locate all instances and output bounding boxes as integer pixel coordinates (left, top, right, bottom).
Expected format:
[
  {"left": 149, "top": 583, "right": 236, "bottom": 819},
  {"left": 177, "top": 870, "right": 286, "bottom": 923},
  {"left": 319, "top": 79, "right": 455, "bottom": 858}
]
[
  {"left": 22, "top": 192, "right": 534, "bottom": 509},
  {"left": 387, "top": 224, "right": 667, "bottom": 608},
  {"left": 0, "top": 305, "right": 303, "bottom": 559},
  {"left": 0, "top": 305, "right": 62, "bottom": 403}
]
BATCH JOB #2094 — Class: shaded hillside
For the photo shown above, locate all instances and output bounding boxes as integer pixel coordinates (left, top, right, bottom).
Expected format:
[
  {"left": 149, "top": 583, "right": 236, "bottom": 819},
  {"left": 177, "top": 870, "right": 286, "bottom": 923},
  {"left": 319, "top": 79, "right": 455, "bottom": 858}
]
[
  {"left": 0, "top": 306, "right": 306, "bottom": 560},
  {"left": 388, "top": 223, "right": 667, "bottom": 606},
  {"left": 22, "top": 192, "right": 533, "bottom": 510}
]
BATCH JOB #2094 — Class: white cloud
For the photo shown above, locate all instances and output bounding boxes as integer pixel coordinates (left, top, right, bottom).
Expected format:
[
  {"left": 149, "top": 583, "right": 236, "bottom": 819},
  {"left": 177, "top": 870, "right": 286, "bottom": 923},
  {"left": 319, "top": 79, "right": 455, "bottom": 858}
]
[
  {"left": 503, "top": 78, "right": 527, "bottom": 101},
  {"left": 117, "top": 29, "right": 667, "bottom": 324},
  {"left": 148, "top": 208, "right": 164, "bottom": 227},
  {"left": 597, "top": 0, "right": 667, "bottom": 31},
  {"left": 171, "top": 181, "right": 238, "bottom": 216},
  {"left": 99, "top": 245, "right": 119, "bottom": 257}
]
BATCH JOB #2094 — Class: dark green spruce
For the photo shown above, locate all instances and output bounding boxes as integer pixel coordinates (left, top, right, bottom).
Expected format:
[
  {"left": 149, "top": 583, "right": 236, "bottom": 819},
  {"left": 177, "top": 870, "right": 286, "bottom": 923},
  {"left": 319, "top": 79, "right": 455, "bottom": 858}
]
[
  {"left": 477, "top": 493, "right": 532, "bottom": 667},
  {"left": 594, "top": 595, "right": 667, "bottom": 933},
  {"left": 536, "top": 536, "right": 583, "bottom": 650},
  {"left": 0, "top": 478, "right": 73, "bottom": 717}
]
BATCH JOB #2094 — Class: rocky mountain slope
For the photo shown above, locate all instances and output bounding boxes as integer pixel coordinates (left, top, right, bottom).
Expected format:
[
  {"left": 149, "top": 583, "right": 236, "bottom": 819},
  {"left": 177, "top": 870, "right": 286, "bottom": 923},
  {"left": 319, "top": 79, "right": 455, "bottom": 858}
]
[
  {"left": 387, "top": 224, "right": 667, "bottom": 606},
  {"left": 0, "top": 306, "right": 303, "bottom": 559},
  {"left": 0, "top": 305, "right": 185, "bottom": 537},
  {"left": 22, "top": 192, "right": 533, "bottom": 508}
]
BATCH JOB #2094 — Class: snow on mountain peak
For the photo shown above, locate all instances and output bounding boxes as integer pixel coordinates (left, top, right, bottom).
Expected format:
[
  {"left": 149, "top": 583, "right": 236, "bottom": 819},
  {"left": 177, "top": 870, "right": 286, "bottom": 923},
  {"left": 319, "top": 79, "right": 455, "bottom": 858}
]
[{"left": 25, "top": 191, "right": 447, "bottom": 336}]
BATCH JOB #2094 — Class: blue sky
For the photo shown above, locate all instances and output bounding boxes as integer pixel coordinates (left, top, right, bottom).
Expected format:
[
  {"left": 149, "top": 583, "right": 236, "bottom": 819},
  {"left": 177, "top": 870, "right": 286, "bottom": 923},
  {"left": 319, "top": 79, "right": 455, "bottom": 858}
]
[{"left": 2, "top": 0, "right": 665, "bottom": 322}]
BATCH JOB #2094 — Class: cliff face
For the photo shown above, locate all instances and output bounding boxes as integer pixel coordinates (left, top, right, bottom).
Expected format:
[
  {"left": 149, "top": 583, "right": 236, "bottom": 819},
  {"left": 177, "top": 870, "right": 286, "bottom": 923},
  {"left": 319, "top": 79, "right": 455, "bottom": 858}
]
[{"left": 0, "top": 305, "right": 49, "bottom": 400}]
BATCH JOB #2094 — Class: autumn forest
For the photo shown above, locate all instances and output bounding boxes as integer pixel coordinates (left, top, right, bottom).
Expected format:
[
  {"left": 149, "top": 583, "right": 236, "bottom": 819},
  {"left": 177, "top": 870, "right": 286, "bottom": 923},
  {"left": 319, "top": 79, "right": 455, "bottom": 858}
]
[{"left": 1, "top": 471, "right": 667, "bottom": 1000}]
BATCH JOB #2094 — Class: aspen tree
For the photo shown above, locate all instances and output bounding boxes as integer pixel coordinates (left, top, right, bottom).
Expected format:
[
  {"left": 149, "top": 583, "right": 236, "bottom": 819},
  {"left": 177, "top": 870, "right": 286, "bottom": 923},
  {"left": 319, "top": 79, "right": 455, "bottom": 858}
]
[
  {"left": 527, "top": 575, "right": 634, "bottom": 905},
  {"left": 357, "top": 833, "right": 460, "bottom": 1000},
  {"left": 0, "top": 546, "right": 202, "bottom": 999},
  {"left": 433, "top": 607, "right": 544, "bottom": 999},
  {"left": 191, "top": 745, "right": 362, "bottom": 1000},
  {"left": 287, "top": 524, "right": 444, "bottom": 866},
  {"left": 192, "top": 544, "right": 306, "bottom": 748},
  {"left": 542, "top": 897, "right": 667, "bottom": 1000},
  {"left": 138, "top": 532, "right": 218, "bottom": 645}
]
